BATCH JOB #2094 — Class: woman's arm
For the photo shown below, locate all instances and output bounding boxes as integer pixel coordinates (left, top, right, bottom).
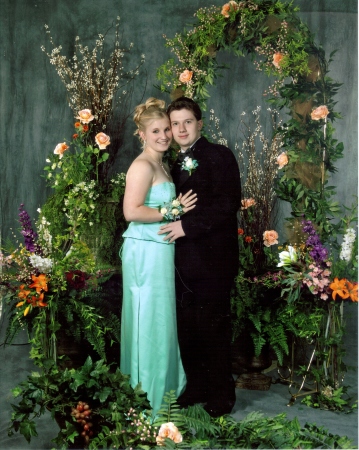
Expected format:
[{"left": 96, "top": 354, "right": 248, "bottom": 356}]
[{"left": 123, "top": 159, "right": 164, "bottom": 223}]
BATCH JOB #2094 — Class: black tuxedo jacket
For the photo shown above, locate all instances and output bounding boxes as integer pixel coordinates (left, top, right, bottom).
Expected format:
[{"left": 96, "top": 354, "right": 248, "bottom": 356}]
[{"left": 172, "top": 136, "right": 241, "bottom": 283}]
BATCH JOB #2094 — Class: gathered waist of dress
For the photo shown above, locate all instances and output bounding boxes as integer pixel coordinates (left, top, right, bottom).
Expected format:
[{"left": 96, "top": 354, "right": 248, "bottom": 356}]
[{"left": 122, "top": 221, "right": 173, "bottom": 245}]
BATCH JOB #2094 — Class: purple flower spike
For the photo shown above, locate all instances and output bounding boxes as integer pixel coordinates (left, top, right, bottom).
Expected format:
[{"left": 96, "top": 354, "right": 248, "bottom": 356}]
[
  {"left": 302, "top": 219, "right": 328, "bottom": 264},
  {"left": 18, "top": 204, "right": 41, "bottom": 254}
]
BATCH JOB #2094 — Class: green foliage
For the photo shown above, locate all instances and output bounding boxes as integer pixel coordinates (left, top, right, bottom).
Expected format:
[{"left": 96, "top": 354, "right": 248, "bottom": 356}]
[
  {"left": 154, "top": 390, "right": 185, "bottom": 429},
  {"left": 302, "top": 386, "right": 358, "bottom": 414},
  {"left": 231, "top": 272, "right": 290, "bottom": 366},
  {"left": 8, "top": 356, "right": 150, "bottom": 447}
]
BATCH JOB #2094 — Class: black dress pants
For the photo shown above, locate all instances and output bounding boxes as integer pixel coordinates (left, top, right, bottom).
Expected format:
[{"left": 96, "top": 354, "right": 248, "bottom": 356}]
[{"left": 175, "top": 274, "right": 236, "bottom": 406}]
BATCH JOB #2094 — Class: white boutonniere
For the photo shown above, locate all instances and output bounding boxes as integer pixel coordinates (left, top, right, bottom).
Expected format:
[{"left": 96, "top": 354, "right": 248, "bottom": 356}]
[{"left": 181, "top": 156, "right": 198, "bottom": 175}]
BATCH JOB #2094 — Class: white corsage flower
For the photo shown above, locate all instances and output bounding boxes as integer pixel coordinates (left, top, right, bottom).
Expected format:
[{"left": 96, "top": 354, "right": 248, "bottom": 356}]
[
  {"left": 159, "top": 198, "right": 185, "bottom": 222},
  {"left": 277, "top": 246, "right": 298, "bottom": 267}
]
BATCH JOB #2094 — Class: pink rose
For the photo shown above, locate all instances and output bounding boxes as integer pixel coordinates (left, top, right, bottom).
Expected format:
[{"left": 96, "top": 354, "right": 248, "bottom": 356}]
[
  {"left": 156, "top": 422, "right": 183, "bottom": 446},
  {"left": 263, "top": 230, "right": 279, "bottom": 247},
  {"left": 241, "top": 198, "right": 256, "bottom": 210},
  {"left": 95, "top": 132, "right": 111, "bottom": 149},
  {"left": 76, "top": 109, "right": 94, "bottom": 124},
  {"left": 221, "top": 1, "right": 238, "bottom": 17},
  {"left": 179, "top": 70, "right": 193, "bottom": 84},
  {"left": 273, "top": 52, "right": 284, "bottom": 68},
  {"left": 310, "top": 105, "right": 329, "bottom": 121},
  {"left": 54, "top": 142, "right": 69, "bottom": 159},
  {"left": 277, "top": 152, "right": 288, "bottom": 169}
]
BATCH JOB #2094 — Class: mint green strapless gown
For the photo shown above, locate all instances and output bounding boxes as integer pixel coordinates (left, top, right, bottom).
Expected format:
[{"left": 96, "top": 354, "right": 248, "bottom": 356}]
[{"left": 120, "top": 182, "right": 186, "bottom": 414}]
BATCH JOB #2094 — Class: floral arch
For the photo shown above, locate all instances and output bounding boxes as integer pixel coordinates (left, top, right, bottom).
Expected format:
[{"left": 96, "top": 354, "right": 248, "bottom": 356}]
[{"left": 156, "top": 0, "right": 345, "bottom": 242}]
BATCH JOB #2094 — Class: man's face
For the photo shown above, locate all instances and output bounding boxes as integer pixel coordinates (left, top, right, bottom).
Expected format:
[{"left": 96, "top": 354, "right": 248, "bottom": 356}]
[{"left": 169, "top": 109, "right": 203, "bottom": 151}]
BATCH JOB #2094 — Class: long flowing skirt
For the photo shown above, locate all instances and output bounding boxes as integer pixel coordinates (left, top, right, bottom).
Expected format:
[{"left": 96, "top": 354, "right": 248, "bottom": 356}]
[{"left": 120, "top": 237, "right": 186, "bottom": 414}]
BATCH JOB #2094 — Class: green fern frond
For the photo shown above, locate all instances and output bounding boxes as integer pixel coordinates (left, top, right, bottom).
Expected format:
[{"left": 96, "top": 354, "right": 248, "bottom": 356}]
[
  {"left": 251, "top": 332, "right": 266, "bottom": 357},
  {"left": 154, "top": 391, "right": 185, "bottom": 428},
  {"left": 182, "top": 404, "right": 219, "bottom": 439}
]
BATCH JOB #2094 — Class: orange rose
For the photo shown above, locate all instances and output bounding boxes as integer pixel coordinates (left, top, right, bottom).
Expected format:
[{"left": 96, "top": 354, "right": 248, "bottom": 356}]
[
  {"left": 241, "top": 198, "right": 256, "bottom": 210},
  {"left": 221, "top": 1, "right": 238, "bottom": 17},
  {"left": 74, "top": 122, "right": 81, "bottom": 128},
  {"left": 273, "top": 52, "right": 284, "bottom": 68},
  {"left": 238, "top": 228, "right": 244, "bottom": 235},
  {"left": 245, "top": 236, "right": 252, "bottom": 243},
  {"left": 95, "top": 132, "right": 111, "bottom": 149},
  {"left": 54, "top": 142, "right": 69, "bottom": 159},
  {"left": 277, "top": 152, "right": 288, "bottom": 169},
  {"left": 73, "top": 133, "right": 79, "bottom": 139},
  {"left": 82, "top": 124, "right": 89, "bottom": 132},
  {"left": 76, "top": 109, "right": 94, "bottom": 124},
  {"left": 156, "top": 422, "right": 183, "bottom": 446},
  {"left": 311, "top": 105, "right": 329, "bottom": 121},
  {"left": 179, "top": 70, "right": 193, "bottom": 84},
  {"left": 263, "top": 230, "right": 279, "bottom": 247}
]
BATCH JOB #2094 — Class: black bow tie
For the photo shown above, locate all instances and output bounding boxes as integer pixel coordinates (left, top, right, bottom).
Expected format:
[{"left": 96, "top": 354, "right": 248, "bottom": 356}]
[{"left": 177, "top": 148, "right": 194, "bottom": 162}]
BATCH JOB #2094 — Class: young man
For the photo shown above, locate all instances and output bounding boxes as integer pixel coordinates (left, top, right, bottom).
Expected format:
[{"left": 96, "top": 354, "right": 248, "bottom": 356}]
[{"left": 159, "top": 96, "right": 241, "bottom": 417}]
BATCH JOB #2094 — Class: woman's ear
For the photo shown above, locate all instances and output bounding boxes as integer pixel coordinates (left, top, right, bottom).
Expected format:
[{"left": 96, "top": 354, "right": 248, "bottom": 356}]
[{"left": 138, "top": 130, "right": 145, "bottom": 142}]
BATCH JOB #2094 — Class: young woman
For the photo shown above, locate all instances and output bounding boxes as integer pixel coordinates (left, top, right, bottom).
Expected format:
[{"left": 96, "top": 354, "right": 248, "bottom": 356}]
[{"left": 120, "top": 97, "right": 196, "bottom": 415}]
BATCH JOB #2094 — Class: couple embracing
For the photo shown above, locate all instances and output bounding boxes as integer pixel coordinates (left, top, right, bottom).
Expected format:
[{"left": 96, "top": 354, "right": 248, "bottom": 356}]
[{"left": 120, "top": 96, "right": 241, "bottom": 417}]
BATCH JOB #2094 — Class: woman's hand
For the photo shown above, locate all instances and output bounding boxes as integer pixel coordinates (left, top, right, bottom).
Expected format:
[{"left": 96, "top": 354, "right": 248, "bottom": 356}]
[{"left": 178, "top": 189, "right": 197, "bottom": 213}]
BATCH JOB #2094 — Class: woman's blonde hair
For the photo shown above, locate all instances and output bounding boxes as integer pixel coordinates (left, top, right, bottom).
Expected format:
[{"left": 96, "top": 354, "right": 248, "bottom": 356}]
[{"left": 133, "top": 97, "right": 168, "bottom": 140}]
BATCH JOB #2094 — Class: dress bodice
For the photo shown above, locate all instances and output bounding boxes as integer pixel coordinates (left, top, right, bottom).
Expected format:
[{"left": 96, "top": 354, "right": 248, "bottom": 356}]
[{"left": 122, "top": 182, "right": 175, "bottom": 244}]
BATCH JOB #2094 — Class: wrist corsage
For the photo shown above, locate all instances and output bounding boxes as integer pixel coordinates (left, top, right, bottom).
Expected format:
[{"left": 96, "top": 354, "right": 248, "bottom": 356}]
[
  {"left": 181, "top": 156, "right": 198, "bottom": 175},
  {"left": 159, "top": 198, "right": 185, "bottom": 221}
]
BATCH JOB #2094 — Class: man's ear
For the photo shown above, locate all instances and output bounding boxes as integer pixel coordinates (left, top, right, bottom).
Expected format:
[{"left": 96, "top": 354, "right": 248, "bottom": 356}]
[{"left": 198, "top": 120, "right": 203, "bottom": 131}]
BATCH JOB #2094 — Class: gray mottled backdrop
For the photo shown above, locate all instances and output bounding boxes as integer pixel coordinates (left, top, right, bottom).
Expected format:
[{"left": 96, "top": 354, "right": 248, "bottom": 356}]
[
  {"left": 0, "top": 0, "right": 357, "bottom": 240},
  {"left": 0, "top": 1, "right": 357, "bottom": 447}
]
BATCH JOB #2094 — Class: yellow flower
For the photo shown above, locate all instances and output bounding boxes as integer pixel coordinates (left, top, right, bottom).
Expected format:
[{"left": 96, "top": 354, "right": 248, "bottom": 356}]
[{"left": 24, "top": 306, "right": 31, "bottom": 316}]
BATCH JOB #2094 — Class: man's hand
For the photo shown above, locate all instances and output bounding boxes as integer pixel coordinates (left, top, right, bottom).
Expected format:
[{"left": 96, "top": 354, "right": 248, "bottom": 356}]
[{"left": 158, "top": 220, "right": 185, "bottom": 243}]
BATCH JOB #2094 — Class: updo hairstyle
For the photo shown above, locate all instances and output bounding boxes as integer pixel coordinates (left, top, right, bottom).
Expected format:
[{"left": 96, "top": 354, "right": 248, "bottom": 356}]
[{"left": 133, "top": 97, "right": 168, "bottom": 142}]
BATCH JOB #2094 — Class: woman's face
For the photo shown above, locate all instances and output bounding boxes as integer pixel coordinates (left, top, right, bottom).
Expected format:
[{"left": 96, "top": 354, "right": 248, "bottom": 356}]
[{"left": 140, "top": 117, "right": 172, "bottom": 153}]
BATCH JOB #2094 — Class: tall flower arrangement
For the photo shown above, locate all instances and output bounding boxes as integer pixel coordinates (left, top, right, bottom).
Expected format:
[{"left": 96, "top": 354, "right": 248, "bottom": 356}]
[
  {"left": 156, "top": 0, "right": 344, "bottom": 243},
  {"left": 41, "top": 17, "right": 145, "bottom": 180}
]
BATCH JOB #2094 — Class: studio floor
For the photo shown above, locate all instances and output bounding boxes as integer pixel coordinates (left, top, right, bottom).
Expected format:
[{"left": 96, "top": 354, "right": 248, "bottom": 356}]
[{"left": 0, "top": 305, "right": 357, "bottom": 450}]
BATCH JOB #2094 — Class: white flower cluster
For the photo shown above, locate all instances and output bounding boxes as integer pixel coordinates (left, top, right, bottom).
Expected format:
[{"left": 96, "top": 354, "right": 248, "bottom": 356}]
[
  {"left": 29, "top": 254, "right": 53, "bottom": 273},
  {"left": 160, "top": 198, "right": 184, "bottom": 222},
  {"left": 339, "top": 227, "right": 356, "bottom": 262},
  {"left": 37, "top": 209, "right": 52, "bottom": 254}
]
